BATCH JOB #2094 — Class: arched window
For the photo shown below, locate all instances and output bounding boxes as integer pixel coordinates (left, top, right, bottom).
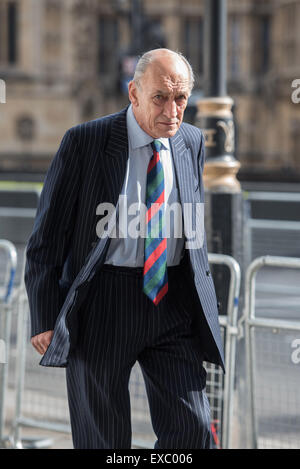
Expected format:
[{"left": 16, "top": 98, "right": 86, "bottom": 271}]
[{"left": 183, "top": 17, "right": 204, "bottom": 78}]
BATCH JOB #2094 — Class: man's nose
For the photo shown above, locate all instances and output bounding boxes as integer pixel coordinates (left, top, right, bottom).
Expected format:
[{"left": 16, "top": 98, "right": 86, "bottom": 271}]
[{"left": 163, "top": 100, "right": 177, "bottom": 119}]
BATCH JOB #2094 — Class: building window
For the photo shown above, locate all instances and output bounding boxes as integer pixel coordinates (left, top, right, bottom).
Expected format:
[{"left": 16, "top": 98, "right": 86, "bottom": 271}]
[
  {"left": 16, "top": 115, "right": 35, "bottom": 141},
  {"left": 184, "top": 17, "right": 204, "bottom": 78},
  {"left": 283, "top": 3, "right": 297, "bottom": 69},
  {"left": 0, "top": 0, "right": 18, "bottom": 65},
  {"left": 261, "top": 16, "right": 270, "bottom": 73},
  {"left": 229, "top": 15, "right": 240, "bottom": 78},
  {"left": 98, "top": 16, "right": 119, "bottom": 75},
  {"left": 143, "top": 18, "right": 165, "bottom": 52}
]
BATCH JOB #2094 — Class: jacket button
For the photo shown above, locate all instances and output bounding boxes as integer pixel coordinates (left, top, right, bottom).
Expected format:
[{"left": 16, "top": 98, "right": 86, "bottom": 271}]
[{"left": 206, "top": 270, "right": 210, "bottom": 277}]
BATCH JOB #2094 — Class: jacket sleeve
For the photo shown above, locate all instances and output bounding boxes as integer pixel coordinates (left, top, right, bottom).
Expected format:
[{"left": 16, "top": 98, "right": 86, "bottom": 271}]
[{"left": 24, "top": 128, "right": 81, "bottom": 337}]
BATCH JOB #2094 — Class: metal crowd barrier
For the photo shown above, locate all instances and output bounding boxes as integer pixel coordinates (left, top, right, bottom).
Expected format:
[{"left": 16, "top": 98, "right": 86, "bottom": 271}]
[
  {"left": 0, "top": 240, "right": 17, "bottom": 448},
  {"left": 11, "top": 253, "right": 240, "bottom": 449},
  {"left": 207, "top": 253, "right": 241, "bottom": 449},
  {"left": 243, "top": 191, "right": 300, "bottom": 269},
  {"left": 243, "top": 255, "right": 300, "bottom": 449}
]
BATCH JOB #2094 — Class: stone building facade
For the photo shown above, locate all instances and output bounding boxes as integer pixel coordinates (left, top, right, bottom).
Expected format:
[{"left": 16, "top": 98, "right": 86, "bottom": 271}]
[{"left": 0, "top": 0, "right": 299, "bottom": 179}]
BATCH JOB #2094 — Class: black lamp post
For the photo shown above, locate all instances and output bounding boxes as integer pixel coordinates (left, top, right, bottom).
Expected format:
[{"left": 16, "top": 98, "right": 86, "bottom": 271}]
[
  {"left": 194, "top": 2, "right": 245, "bottom": 450},
  {"left": 195, "top": 0, "right": 243, "bottom": 319},
  {"left": 196, "top": 0, "right": 240, "bottom": 183},
  {"left": 204, "top": 0, "right": 227, "bottom": 97}
]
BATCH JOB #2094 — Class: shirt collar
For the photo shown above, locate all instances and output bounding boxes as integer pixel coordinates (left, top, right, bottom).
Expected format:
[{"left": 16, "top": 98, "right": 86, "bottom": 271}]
[{"left": 126, "top": 104, "right": 170, "bottom": 152}]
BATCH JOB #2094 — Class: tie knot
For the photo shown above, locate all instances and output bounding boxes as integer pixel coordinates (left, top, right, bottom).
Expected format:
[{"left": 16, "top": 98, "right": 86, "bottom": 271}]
[{"left": 151, "top": 139, "right": 162, "bottom": 153}]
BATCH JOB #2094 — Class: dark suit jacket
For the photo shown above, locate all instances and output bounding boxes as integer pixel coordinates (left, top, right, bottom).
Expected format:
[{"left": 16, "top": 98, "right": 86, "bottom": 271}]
[{"left": 24, "top": 107, "right": 225, "bottom": 371}]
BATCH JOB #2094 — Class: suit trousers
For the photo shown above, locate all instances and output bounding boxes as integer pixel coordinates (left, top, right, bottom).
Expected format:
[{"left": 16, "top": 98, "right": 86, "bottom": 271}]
[{"left": 66, "top": 255, "right": 212, "bottom": 449}]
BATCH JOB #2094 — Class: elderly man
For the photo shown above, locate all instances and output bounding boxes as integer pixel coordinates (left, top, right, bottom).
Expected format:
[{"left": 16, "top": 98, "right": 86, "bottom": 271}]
[{"left": 25, "top": 48, "right": 224, "bottom": 449}]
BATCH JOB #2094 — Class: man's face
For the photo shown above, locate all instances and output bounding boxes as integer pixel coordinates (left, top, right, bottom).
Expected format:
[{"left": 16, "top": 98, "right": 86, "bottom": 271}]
[{"left": 128, "top": 56, "right": 191, "bottom": 139}]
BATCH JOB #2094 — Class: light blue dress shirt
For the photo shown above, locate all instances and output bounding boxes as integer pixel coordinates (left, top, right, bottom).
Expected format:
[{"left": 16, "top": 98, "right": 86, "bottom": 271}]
[{"left": 104, "top": 105, "right": 185, "bottom": 267}]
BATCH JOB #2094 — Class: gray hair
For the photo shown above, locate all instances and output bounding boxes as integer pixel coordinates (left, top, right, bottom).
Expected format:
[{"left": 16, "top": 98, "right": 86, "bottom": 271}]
[{"left": 133, "top": 49, "right": 195, "bottom": 94}]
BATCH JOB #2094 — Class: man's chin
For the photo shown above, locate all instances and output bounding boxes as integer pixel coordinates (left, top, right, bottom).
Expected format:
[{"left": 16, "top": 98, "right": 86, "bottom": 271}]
[{"left": 155, "top": 126, "right": 180, "bottom": 138}]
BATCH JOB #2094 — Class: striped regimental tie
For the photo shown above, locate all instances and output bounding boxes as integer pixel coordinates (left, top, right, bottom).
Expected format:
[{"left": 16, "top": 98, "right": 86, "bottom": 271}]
[{"left": 143, "top": 139, "right": 168, "bottom": 305}]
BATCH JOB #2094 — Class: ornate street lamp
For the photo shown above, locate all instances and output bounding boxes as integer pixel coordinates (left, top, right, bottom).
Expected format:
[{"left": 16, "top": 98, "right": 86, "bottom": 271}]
[
  {"left": 196, "top": 0, "right": 241, "bottom": 192},
  {"left": 195, "top": 0, "right": 243, "bottom": 323}
]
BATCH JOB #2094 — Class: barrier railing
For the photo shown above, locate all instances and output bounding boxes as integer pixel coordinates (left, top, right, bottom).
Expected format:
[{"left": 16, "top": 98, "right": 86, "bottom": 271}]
[
  {"left": 243, "top": 191, "right": 300, "bottom": 271},
  {"left": 243, "top": 255, "right": 300, "bottom": 449},
  {"left": 0, "top": 240, "right": 17, "bottom": 448},
  {"left": 207, "top": 253, "right": 241, "bottom": 449},
  {"left": 11, "top": 255, "right": 56, "bottom": 449},
  {"left": 11, "top": 252, "right": 241, "bottom": 449}
]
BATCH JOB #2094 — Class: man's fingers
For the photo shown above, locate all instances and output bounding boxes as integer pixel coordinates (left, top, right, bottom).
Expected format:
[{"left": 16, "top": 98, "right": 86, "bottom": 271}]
[
  {"left": 38, "top": 339, "right": 48, "bottom": 355},
  {"left": 31, "top": 337, "right": 44, "bottom": 355},
  {"left": 31, "top": 331, "right": 54, "bottom": 355},
  {"left": 31, "top": 337, "right": 45, "bottom": 355}
]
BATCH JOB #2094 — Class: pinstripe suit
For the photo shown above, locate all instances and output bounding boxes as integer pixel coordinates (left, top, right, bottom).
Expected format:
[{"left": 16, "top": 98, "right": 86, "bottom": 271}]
[{"left": 25, "top": 106, "right": 225, "bottom": 448}]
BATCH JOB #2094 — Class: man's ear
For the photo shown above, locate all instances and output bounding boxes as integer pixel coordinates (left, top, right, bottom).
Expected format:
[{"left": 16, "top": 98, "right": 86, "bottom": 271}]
[{"left": 128, "top": 80, "right": 139, "bottom": 107}]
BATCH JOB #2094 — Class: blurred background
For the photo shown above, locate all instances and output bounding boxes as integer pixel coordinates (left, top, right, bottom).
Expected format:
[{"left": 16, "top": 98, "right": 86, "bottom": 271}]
[
  {"left": 0, "top": 0, "right": 299, "bottom": 182},
  {"left": 0, "top": 0, "right": 300, "bottom": 451}
]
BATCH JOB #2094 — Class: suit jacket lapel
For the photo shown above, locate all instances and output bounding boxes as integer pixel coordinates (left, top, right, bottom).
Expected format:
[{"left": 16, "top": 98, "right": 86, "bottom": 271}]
[
  {"left": 170, "top": 129, "right": 204, "bottom": 254},
  {"left": 101, "top": 107, "right": 129, "bottom": 207},
  {"left": 169, "top": 130, "right": 198, "bottom": 207},
  {"left": 77, "top": 109, "right": 129, "bottom": 284}
]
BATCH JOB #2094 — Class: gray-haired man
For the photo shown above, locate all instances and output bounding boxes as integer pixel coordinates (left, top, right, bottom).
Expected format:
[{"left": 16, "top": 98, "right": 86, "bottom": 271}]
[{"left": 26, "top": 49, "right": 224, "bottom": 449}]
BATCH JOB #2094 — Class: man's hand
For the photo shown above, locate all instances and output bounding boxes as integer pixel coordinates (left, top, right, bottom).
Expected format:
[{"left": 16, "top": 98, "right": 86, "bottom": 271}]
[{"left": 31, "top": 330, "right": 54, "bottom": 355}]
